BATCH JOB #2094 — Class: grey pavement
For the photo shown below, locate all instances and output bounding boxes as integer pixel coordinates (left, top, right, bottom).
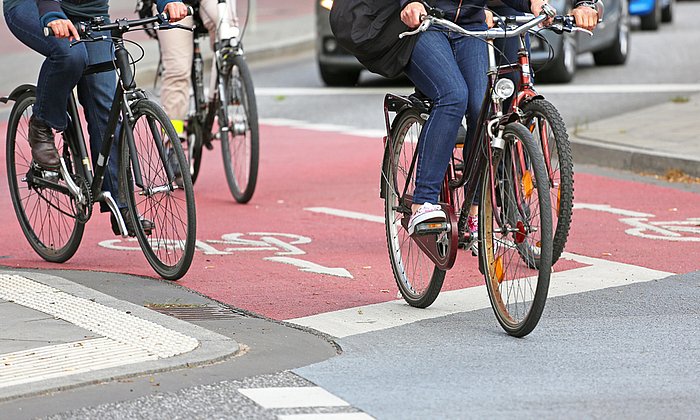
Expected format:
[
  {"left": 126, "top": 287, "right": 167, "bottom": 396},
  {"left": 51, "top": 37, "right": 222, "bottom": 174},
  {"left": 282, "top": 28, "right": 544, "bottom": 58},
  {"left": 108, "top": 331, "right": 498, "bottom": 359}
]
[{"left": 1, "top": 0, "right": 699, "bottom": 415}]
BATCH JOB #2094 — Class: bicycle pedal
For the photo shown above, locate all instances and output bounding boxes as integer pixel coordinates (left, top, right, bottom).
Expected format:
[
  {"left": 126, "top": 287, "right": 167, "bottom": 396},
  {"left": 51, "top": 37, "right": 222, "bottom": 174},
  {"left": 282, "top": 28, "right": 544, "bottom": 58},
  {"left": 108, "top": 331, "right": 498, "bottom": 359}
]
[{"left": 413, "top": 221, "right": 449, "bottom": 236}]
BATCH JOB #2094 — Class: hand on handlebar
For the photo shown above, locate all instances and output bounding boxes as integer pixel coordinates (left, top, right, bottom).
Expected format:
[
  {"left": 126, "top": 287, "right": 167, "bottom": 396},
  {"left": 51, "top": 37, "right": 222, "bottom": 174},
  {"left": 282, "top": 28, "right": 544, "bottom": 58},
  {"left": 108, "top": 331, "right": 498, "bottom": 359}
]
[
  {"left": 163, "top": 1, "right": 189, "bottom": 22},
  {"left": 47, "top": 19, "right": 80, "bottom": 41},
  {"left": 530, "top": 0, "right": 555, "bottom": 26},
  {"left": 571, "top": 5, "right": 599, "bottom": 31},
  {"left": 401, "top": 2, "right": 427, "bottom": 29}
]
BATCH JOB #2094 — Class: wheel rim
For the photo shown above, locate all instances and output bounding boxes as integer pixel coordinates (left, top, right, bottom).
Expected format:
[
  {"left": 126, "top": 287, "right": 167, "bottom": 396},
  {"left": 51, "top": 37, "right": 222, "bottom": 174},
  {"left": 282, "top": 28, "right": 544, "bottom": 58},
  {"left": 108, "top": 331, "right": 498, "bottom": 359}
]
[
  {"left": 483, "top": 136, "right": 545, "bottom": 327},
  {"left": 386, "top": 117, "right": 436, "bottom": 300},
  {"left": 129, "top": 111, "right": 192, "bottom": 272},
  {"left": 8, "top": 100, "right": 82, "bottom": 260},
  {"left": 224, "top": 67, "right": 253, "bottom": 195}
]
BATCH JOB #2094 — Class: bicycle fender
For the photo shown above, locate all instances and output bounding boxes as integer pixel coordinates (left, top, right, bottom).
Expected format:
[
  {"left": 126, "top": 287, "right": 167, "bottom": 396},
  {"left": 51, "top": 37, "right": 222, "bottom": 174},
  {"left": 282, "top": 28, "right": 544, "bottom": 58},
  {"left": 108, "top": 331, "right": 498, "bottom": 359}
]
[{"left": 0, "top": 84, "right": 36, "bottom": 104}]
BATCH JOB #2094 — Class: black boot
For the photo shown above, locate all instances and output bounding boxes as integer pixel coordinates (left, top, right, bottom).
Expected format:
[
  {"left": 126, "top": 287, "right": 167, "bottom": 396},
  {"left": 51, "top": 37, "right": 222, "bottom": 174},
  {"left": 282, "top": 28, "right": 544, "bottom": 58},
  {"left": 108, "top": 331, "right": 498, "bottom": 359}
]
[
  {"left": 28, "top": 115, "right": 60, "bottom": 170},
  {"left": 110, "top": 207, "right": 155, "bottom": 237}
]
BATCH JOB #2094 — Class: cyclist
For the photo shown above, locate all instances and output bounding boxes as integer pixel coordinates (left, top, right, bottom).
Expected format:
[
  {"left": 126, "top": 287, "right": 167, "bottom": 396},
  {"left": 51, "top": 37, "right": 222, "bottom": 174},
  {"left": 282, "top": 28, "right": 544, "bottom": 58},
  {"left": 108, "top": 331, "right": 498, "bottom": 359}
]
[
  {"left": 3, "top": 0, "right": 188, "bottom": 235},
  {"left": 399, "top": 0, "right": 599, "bottom": 235},
  {"left": 155, "top": 0, "right": 239, "bottom": 144}
]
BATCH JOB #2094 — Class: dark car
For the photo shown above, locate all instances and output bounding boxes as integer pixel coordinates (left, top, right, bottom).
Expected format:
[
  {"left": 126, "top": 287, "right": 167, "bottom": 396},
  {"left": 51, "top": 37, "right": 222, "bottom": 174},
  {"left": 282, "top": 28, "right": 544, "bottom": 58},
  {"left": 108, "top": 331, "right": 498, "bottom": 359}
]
[
  {"left": 530, "top": 0, "right": 630, "bottom": 83},
  {"left": 316, "top": 0, "right": 629, "bottom": 86},
  {"left": 316, "top": 0, "right": 364, "bottom": 86},
  {"left": 629, "top": 0, "right": 674, "bottom": 31}
]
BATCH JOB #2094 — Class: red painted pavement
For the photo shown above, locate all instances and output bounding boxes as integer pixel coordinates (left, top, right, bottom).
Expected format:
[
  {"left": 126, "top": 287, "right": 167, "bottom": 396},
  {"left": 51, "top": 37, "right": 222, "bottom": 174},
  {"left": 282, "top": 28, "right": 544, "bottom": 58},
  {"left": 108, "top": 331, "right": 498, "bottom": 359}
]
[{"left": 1, "top": 121, "right": 699, "bottom": 320}]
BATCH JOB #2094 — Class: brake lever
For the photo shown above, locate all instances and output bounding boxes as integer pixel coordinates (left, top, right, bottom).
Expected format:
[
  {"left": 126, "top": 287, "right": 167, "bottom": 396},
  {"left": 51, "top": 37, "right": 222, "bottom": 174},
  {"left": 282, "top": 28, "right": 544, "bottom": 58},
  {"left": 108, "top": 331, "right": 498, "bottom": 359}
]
[
  {"left": 399, "top": 18, "right": 431, "bottom": 39},
  {"left": 571, "top": 27, "right": 593, "bottom": 36}
]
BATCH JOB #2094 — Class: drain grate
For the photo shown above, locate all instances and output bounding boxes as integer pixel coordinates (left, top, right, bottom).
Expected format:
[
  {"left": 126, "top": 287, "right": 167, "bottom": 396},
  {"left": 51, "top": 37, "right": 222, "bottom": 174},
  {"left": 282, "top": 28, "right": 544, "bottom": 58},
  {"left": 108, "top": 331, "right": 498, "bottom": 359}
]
[{"left": 147, "top": 305, "right": 247, "bottom": 321}]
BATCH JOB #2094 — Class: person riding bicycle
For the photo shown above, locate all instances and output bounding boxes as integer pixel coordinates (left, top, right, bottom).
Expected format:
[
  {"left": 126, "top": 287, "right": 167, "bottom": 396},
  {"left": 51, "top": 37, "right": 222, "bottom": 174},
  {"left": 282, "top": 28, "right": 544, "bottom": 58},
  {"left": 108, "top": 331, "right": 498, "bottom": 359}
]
[
  {"left": 3, "top": 0, "right": 188, "bottom": 236},
  {"left": 154, "top": 0, "right": 239, "bottom": 143},
  {"left": 399, "top": 0, "right": 599, "bottom": 236}
]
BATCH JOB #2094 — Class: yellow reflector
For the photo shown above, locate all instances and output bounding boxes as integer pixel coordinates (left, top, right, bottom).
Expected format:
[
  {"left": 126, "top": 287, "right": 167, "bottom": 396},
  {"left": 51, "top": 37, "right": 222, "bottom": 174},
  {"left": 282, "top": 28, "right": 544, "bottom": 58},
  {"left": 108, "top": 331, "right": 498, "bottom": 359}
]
[
  {"left": 522, "top": 170, "right": 534, "bottom": 199},
  {"left": 556, "top": 186, "right": 561, "bottom": 214}
]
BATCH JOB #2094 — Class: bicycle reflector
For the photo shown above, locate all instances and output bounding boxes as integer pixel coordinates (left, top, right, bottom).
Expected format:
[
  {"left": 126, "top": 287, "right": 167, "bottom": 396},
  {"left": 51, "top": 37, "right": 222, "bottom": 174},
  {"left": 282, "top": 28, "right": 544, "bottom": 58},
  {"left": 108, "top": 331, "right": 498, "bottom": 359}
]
[{"left": 494, "top": 78, "right": 515, "bottom": 100}]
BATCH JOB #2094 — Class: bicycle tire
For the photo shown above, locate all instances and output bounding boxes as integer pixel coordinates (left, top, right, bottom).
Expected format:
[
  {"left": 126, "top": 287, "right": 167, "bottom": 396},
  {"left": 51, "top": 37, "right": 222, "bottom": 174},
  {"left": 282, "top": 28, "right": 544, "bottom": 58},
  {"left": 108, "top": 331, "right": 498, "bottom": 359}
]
[
  {"left": 185, "top": 116, "right": 204, "bottom": 184},
  {"left": 479, "top": 122, "right": 553, "bottom": 337},
  {"left": 384, "top": 109, "right": 445, "bottom": 308},
  {"left": 120, "top": 99, "right": 196, "bottom": 280},
  {"left": 220, "top": 55, "right": 259, "bottom": 203},
  {"left": 522, "top": 99, "right": 573, "bottom": 264},
  {"left": 6, "top": 92, "right": 85, "bottom": 263}
]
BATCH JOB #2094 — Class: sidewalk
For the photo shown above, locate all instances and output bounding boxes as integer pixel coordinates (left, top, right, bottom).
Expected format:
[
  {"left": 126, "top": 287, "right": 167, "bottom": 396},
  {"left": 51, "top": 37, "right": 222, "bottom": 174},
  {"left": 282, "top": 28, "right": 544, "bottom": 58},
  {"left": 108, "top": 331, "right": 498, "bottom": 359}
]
[{"left": 570, "top": 93, "right": 700, "bottom": 179}]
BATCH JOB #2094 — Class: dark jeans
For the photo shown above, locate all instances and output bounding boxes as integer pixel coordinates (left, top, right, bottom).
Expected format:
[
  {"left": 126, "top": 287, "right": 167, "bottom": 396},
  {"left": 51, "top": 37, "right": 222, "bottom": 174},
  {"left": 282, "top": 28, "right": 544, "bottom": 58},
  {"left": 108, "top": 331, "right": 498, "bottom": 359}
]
[
  {"left": 5, "top": 0, "right": 123, "bottom": 210},
  {"left": 403, "top": 28, "right": 488, "bottom": 205}
]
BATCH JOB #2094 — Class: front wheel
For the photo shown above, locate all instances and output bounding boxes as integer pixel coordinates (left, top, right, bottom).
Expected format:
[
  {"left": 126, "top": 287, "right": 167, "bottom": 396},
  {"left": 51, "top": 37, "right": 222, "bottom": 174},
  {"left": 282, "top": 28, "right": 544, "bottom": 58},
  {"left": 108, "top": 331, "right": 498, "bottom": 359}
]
[
  {"left": 479, "top": 122, "right": 553, "bottom": 337},
  {"left": 120, "top": 99, "right": 197, "bottom": 280},
  {"left": 383, "top": 109, "right": 445, "bottom": 308},
  {"left": 6, "top": 92, "right": 85, "bottom": 262},
  {"left": 521, "top": 99, "right": 573, "bottom": 265},
  {"left": 220, "top": 55, "right": 260, "bottom": 204}
]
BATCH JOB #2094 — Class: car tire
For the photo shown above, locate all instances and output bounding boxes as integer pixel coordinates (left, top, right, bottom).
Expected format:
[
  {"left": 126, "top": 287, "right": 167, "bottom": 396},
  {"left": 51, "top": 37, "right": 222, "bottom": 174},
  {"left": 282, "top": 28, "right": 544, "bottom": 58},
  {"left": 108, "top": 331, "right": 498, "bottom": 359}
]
[
  {"left": 593, "top": 14, "right": 630, "bottom": 65},
  {"left": 535, "top": 33, "right": 577, "bottom": 83},
  {"left": 319, "top": 64, "right": 361, "bottom": 87},
  {"left": 661, "top": 0, "right": 674, "bottom": 23},
  {"left": 640, "top": 0, "right": 661, "bottom": 30}
]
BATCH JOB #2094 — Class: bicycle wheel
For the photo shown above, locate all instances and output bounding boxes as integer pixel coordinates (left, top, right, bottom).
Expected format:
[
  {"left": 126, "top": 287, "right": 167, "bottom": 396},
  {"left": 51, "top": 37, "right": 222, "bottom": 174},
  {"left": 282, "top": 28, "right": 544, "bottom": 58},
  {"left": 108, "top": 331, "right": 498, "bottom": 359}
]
[
  {"left": 120, "top": 99, "right": 196, "bottom": 280},
  {"left": 6, "top": 92, "right": 85, "bottom": 262},
  {"left": 220, "top": 55, "right": 259, "bottom": 203},
  {"left": 383, "top": 109, "right": 445, "bottom": 308},
  {"left": 185, "top": 116, "right": 204, "bottom": 184},
  {"left": 479, "top": 122, "right": 552, "bottom": 337},
  {"left": 522, "top": 98, "right": 573, "bottom": 264}
]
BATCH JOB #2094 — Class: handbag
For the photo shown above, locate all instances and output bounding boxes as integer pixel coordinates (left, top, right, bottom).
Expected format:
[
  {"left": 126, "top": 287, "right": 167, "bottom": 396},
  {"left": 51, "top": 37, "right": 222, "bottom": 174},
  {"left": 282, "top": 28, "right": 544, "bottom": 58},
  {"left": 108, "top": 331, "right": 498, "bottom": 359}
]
[{"left": 329, "top": 0, "right": 421, "bottom": 78}]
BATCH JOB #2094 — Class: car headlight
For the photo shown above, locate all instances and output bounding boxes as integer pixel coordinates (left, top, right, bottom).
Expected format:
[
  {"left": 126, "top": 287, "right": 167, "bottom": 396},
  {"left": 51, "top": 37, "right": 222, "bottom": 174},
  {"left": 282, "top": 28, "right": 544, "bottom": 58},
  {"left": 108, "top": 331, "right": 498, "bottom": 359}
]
[
  {"left": 320, "top": 0, "right": 333, "bottom": 10},
  {"left": 494, "top": 78, "right": 515, "bottom": 100}
]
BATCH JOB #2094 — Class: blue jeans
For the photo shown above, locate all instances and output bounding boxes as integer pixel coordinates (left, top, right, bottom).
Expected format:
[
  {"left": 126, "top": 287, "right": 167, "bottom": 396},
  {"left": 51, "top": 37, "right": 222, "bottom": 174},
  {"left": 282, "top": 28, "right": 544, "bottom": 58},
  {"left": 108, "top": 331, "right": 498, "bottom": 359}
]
[
  {"left": 404, "top": 28, "right": 488, "bottom": 205},
  {"left": 5, "top": 0, "right": 123, "bottom": 210}
]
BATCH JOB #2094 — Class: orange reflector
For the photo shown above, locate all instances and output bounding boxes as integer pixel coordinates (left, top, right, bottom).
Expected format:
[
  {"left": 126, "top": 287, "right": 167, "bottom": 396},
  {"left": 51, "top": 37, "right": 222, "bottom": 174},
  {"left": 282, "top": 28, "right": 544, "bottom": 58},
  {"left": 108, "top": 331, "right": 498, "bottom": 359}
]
[
  {"left": 556, "top": 185, "right": 561, "bottom": 214},
  {"left": 522, "top": 170, "right": 534, "bottom": 199},
  {"left": 426, "top": 223, "right": 443, "bottom": 229},
  {"left": 494, "top": 256, "right": 505, "bottom": 283}
]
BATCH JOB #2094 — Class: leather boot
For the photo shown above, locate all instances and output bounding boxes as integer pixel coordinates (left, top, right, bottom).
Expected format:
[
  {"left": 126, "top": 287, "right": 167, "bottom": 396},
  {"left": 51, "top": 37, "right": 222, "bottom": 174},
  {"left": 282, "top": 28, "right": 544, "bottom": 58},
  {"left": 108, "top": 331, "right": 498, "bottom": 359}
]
[
  {"left": 28, "top": 115, "right": 60, "bottom": 170},
  {"left": 110, "top": 207, "right": 155, "bottom": 237}
]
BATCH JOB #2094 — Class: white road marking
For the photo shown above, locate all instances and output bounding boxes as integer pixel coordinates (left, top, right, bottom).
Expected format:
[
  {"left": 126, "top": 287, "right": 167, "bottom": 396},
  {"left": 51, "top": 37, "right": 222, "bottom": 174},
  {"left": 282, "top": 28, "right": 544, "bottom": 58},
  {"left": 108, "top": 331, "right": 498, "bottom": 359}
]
[
  {"left": 305, "top": 207, "right": 385, "bottom": 223},
  {"left": 238, "top": 387, "right": 351, "bottom": 409},
  {"left": 262, "top": 118, "right": 385, "bottom": 139},
  {"left": 266, "top": 256, "right": 353, "bottom": 279},
  {"left": 574, "top": 203, "right": 654, "bottom": 217},
  {"left": 255, "top": 84, "right": 700, "bottom": 97},
  {"left": 0, "top": 274, "right": 199, "bottom": 388},
  {"left": 286, "top": 252, "right": 673, "bottom": 338},
  {"left": 278, "top": 414, "right": 375, "bottom": 420}
]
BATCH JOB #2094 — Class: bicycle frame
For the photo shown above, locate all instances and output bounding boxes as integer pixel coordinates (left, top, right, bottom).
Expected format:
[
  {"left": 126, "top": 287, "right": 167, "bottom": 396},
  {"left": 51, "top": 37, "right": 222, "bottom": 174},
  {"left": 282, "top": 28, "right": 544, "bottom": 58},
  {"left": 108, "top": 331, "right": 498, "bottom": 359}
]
[{"left": 382, "top": 23, "right": 542, "bottom": 270}]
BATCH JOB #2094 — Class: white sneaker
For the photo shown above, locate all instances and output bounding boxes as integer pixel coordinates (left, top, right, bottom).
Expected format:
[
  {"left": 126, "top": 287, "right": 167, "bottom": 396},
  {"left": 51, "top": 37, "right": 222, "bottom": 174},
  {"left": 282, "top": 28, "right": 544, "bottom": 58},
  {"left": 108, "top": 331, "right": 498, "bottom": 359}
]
[{"left": 408, "top": 203, "right": 446, "bottom": 235}]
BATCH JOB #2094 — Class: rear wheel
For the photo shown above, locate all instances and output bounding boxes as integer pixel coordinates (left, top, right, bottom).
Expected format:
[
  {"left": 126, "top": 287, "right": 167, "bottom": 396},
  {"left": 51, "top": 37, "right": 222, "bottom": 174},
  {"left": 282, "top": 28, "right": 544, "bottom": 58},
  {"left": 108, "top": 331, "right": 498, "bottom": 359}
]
[
  {"left": 384, "top": 109, "right": 445, "bottom": 308},
  {"left": 593, "top": 14, "right": 630, "bottom": 66},
  {"left": 319, "top": 64, "right": 361, "bottom": 87},
  {"left": 479, "top": 122, "right": 553, "bottom": 337},
  {"left": 220, "top": 55, "right": 259, "bottom": 204},
  {"left": 640, "top": 0, "right": 662, "bottom": 30},
  {"left": 521, "top": 99, "right": 573, "bottom": 265},
  {"left": 120, "top": 99, "right": 196, "bottom": 280},
  {"left": 185, "top": 116, "right": 204, "bottom": 184},
  {"left": 661, "top": 0, "right": 674, "bottom": 23},
  {"left": 6, "top": 92, "right": 85, "bottom": 262},
  {"left": 535, "top": 34, "right": 576, "bottom": 83}
]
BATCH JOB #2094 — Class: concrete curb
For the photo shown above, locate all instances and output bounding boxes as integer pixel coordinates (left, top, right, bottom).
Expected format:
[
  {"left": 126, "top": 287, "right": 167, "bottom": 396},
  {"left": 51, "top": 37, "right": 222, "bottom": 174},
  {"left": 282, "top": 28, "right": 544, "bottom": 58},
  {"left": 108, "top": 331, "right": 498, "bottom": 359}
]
[
  {"left": 571, "top": 135, "right": 700, "bottom": 178},
  {"left": 0, "top": 271, "right": 240, "bottom": 402}
]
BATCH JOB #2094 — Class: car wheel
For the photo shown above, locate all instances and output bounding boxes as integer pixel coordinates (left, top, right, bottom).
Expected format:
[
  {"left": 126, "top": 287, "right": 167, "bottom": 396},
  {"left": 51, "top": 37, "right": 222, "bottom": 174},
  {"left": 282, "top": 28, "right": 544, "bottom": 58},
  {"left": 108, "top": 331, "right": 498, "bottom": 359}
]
[
  {"left": 640, "top": 0, "right": 662, "bottom": 30},
  {"left": 319, "top": 64, "right": 361, "bottom": 87},
  {"left": 593, "top": 14, "right": 630, "bottom": 65},
  {"left": 661, "top": 0, "right": 674, "bottom": 23},
  {"left": 535, "top": 33, "right": 577, "bottom": 83}
]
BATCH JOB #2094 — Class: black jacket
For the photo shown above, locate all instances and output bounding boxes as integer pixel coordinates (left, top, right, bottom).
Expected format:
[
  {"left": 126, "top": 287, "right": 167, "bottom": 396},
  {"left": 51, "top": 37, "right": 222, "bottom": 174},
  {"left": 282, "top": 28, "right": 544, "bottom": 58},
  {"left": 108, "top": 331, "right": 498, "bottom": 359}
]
[{"left": 330, "top": 0, "right": 419, "bottom": 78}]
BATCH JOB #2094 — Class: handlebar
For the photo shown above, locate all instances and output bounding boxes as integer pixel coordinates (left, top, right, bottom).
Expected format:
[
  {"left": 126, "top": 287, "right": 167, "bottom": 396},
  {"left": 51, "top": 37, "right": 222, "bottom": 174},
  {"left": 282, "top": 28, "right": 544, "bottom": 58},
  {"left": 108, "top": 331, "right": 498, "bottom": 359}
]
[
  {"left": 400, "top": 8, "right": 592, "bottom": 40},
  {"left": 43, "top": 6, "right": 193, "bottom": 38}
]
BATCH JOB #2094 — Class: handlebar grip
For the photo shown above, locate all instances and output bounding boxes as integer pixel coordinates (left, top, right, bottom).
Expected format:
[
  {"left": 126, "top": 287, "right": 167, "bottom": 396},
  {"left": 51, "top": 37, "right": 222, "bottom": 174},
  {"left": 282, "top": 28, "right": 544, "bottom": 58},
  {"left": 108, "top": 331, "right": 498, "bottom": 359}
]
[
  {"left": 43, "top": 27, "right": 54, "bottom": 37},
  {"left": 159, "top": 5, "right": 194, "bottom": 22}
]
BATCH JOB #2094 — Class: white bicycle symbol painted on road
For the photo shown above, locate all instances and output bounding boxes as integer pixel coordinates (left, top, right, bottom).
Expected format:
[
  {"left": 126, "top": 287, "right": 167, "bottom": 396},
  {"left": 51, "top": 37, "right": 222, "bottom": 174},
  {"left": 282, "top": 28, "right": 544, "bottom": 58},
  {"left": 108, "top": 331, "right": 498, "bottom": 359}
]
[
  {"left": 99, "top": 232, "right": 353, "bottom": 278},
  {"left": 575, "top": 203, "right": 700, "bottom": 242}
]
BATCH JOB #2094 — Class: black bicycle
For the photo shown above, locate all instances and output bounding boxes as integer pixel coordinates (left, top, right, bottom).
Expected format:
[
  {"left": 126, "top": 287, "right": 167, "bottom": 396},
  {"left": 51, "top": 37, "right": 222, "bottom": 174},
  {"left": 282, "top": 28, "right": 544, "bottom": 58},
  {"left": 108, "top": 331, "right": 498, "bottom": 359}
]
[
  {"left": 184, "top": 0, "right": 259, "bottom": 203},
  {"left": 382, "top": 7, "right": 561, "bottom": 337},
  {"left": 2, "top": 13, "right": 196, "bottom": 280}
]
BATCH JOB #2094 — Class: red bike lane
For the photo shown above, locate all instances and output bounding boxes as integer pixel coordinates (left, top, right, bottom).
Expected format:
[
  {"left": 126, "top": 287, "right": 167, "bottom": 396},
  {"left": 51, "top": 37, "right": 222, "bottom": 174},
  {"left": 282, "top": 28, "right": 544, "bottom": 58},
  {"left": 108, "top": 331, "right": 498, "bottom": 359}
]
[{"left": 1, "top": 121, "right": 699, "bottom": 321}]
